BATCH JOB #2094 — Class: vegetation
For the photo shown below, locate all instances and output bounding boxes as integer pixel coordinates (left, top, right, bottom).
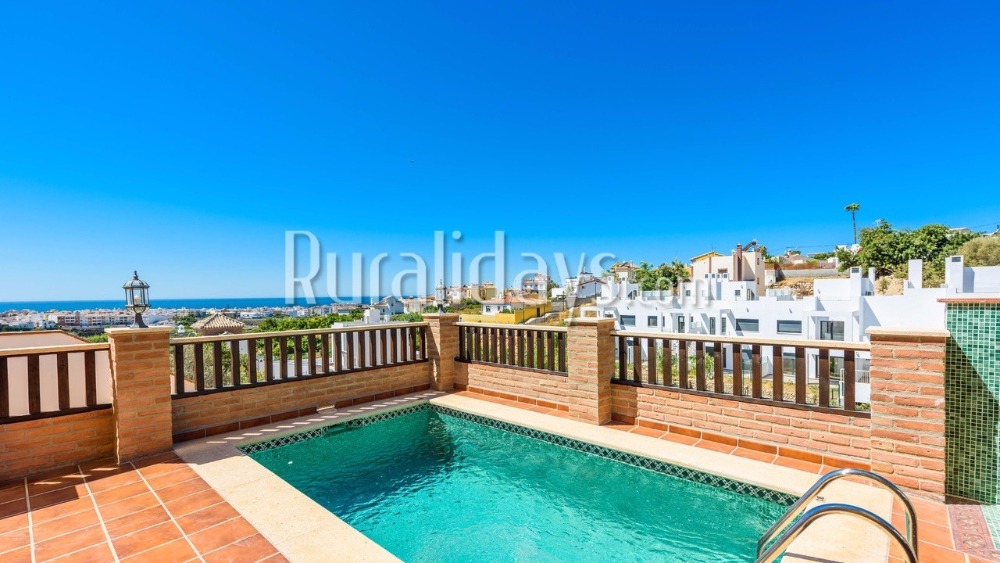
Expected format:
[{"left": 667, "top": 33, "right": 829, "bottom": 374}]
[
  {"left": 172, "top": 312, "right": 200, "bottom": 327},
  {"left": 834, "top": 220, "right": 978, "bottom": 284},
  {"left": 252, "top": 311, "right": 364, "bottom": 332},
  {"left": 845, "top": 203, "right": 861, "bottom": 244},
  {"left": 84, "top": 333, "right": 109, "bottom": 343},
  {"left": 958, "top": 236, "right": 1000, "bottom": 267},
  {"left": 390, "top": 312, "right": 424, "bottom": 322},
  {"left": 633, "top": 261, "right": 690, "bottom": 292}
]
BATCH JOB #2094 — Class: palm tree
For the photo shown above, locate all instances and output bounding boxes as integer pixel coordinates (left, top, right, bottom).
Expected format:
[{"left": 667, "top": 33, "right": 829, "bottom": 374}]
[{"left": 845, "top": 203, "right": 861, "bottom": 244}]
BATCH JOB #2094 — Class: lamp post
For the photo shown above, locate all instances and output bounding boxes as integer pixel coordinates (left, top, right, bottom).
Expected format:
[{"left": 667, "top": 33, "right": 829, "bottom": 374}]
[{"left": 123, "top": 271, "right": 150, "bottom": 328}]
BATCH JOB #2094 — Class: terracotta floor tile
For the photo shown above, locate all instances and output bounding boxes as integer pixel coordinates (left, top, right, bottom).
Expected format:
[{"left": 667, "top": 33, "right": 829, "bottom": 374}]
[
  {"left": 33, "top": 524, "right": 105, "bottom": 561},
  {"left": 27, "top": 469, "right": 87, "bottom": 497},
  {"left": 773, "top": 457, "right": 823, "bottom": 474},
  {"left": 30, "top": 497, "right": 92, "bottom": 525},
  {"left": 97, "top": 492, "right": 160, "bottom": 521},
  {"left": 92, "top": 481, "right": 149, "bottom": 507},
  {"left": 145, "top": 467, "right": 199, "bottom": 491},
  {"left": 0, "top": 498, "right": 28, "bottom": 521},
  {"left": 82, "top": 469, "right": 142, "bottom": 494},
  {"left": 258, "top": 553, "right": 290, "bottom": 563},
  {"left": 164, "top": 490, "right": 226, "bottom": 518},
  {"left": 112, "top": 521, "right": 183, "bottom": 559},
  {"left": 916, "top": 541, "right": 966, "bottom": 563},
  {"left": 913, "top": 499, "right": 951, "bottom": 527},
  {"left": 604, "top": 421, "right": 634, "bottom": 431},
  {"left": 131, "top": 452, "right": 182, "bottom": 472},
  {"left": 920, "top": 520, "right": 955, "bottom": 550},
  {"left": 0, "top": 512, "right": 29, "bottom": 535},
  {"left": 732, "top": 448, "right": 777, "bottom": 464},
  {"left": 659, "top": 433, "right": 699, "bottom": 446},
  {"left": 48, "top": 542, "right": 115, "bottom": 562},
  {"left": 629, "top": 426, "right": 666, "bottom": 439},
  {"left": 693, "top": 440, "right": 736, "bottom": 454},
  {"left": 121, "top": 538, "right": 198, "bottom": 561},
  {"left": 203, "top": 533, "right": 278, "bottom": 562},
  {"left": 0, "top": 526, "right": 31, "bottom": 554},
  {"left": 176, "top": 503, "right": 241, "bottom": 536},
  {"left": 0, "top": 545, "right": 31, "bottom": 562},
  {"left": 28, "top": 486, "right": 88, "bottom": 511},
  {"left": 0, "top": 482, "right": 25, "bottom": 505},
  {"left": 155, "top": 478, "right": 210, "bottom": 503},
  {"left": 32, "top": 508, "right": 100, "bottom": 543},
  {"left": 189, "top": 517, "right": 258, "bottom": 555},
  {"left": 103, "top": 505, "right": 171, "bottom": 539}
]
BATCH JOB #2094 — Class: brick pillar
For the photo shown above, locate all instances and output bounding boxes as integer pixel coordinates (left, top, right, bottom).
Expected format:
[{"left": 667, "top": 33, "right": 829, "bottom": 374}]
[
  {"left": 867, "top": 327, "right": 948, "bottom": 501},
  {"left": 425, "top": 314, "right": 460, "bottom": 392},
  {"left": 566, "top": 317, "right": 615, "bottom": 424},
  {"left": 107, "top": 327, "right": 174, "bottom": 463}
]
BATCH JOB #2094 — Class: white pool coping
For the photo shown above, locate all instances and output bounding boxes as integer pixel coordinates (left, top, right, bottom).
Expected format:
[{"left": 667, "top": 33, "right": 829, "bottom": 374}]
[{"left": 174, "top": 391, "right": 892, "bottom": 562}]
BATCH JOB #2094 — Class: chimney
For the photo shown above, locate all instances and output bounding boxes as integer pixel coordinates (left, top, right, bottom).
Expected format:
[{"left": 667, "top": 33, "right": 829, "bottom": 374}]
[
  {"left": 736, "top": 244, "right": 743, "bottom": 280},
  {"left": 907, "top": 259, "right": 923, "bottom": 289}
]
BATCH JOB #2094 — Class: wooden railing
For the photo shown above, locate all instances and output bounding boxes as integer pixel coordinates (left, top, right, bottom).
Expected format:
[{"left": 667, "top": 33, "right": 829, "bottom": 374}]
[
  {"left": 456, "top": 322, "right": 568, "bottom": 374},
  {"left": 611, "top": 330, "right": 870, "bottom": 414},
  {"left": 170, "top": 323, "right": 428, "bottom": 397},
  {"left": 0, "top": 343, "right": 112, "bottom": 422}
]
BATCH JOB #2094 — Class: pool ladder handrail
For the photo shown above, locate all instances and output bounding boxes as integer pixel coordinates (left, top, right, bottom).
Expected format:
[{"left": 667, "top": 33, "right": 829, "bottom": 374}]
[
  {"left": 755, "top": 503, "right": 917, "bottom": 563},
  {"left": 756, "top": 468, "right": 918, "bottom": 561}
]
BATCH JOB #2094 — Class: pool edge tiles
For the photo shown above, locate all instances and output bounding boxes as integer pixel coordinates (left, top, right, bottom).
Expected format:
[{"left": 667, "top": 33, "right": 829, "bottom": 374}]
[
  {"left": 241, "top": 402, "right": 796, "bottom": 506},
  {"left": 174, "top": 391, "right": 893, "bottom": 562}
]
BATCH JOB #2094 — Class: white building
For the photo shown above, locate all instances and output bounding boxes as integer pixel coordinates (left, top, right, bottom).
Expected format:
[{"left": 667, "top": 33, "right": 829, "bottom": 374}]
[
  {"left": 585, "top": 256, "right": 1000, "bottom": 404},
  {"left": 521, "top": 273, "right": 550, "bottom": 296}
]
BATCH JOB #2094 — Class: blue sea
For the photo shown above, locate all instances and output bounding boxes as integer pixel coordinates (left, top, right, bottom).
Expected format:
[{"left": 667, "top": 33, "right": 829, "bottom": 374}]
[{"left": 0, "top": 296, "right": 391, "bottom": 312}]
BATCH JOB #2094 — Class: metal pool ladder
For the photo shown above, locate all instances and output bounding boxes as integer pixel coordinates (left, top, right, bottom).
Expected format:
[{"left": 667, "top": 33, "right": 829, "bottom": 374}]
[{"left": 756, "top": 468, "right": 919, "bottom": 563}]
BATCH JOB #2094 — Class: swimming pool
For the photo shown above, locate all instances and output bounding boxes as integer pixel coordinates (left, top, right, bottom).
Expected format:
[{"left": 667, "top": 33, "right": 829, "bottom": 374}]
[{"left": 244, "top": 404, "right": 793, "bottom": 562}]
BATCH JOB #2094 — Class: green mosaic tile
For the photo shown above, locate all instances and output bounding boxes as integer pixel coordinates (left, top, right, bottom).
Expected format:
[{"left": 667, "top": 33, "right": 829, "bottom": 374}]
[
  {"left": 946, "top": 303, "right": 1000, "bottom": 503},
  {"left": 980, "top": 504, "right": 1000, "bottom": 548}
]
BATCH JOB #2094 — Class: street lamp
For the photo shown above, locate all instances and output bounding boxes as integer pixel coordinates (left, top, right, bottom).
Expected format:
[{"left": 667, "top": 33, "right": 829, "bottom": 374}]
[{"left": 123, "top": 271, "right": 150, "bottom": 328}]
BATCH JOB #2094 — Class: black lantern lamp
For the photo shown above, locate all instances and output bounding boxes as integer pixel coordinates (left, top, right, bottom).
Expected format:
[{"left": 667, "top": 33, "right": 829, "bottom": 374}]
[{"left": 123, "top": 271, "right": 150, "bottom": 328}]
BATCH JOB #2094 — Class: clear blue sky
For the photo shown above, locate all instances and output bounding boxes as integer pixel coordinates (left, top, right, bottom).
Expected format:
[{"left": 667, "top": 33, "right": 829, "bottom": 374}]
[{"left": 2, "top": 1, "right": 998, "bottom": 301}]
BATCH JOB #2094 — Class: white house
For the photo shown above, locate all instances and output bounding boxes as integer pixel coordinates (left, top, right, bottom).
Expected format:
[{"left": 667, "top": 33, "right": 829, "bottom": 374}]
[
  {"left": 585, "top": 255, "right": 1000, "bottom": 405},
  {"left": 521, "top": 273, "right": 550, "bottom": 296}
]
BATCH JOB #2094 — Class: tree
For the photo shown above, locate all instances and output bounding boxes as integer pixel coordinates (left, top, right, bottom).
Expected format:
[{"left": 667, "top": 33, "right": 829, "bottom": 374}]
[
  {"left": 845, "top": 203, "right": 861, "bottom": 244},
  {"left": 633, "top": 261, "right": 690, "bottom": 292},
  {"left": 959, "top": 236, "right": 1000, "bottom": 266},
  {"left": 835, "top": 220, "right": 978, "bottom": 282}
]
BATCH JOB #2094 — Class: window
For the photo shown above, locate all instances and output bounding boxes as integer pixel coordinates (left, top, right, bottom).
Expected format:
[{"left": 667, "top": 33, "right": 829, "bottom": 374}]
[
  {"left": 721, "top": 317, "right": 727, "bottom": 335},
  {"left": 621, "top": 315, "right": 636, "bottom": 327},
  {"left": 708, "top": 317, "right": 716, "bottom": 335},
  {"left": 777, "top": 320, "right": 802, "bottom": 334},
  {"left": 734, "top": 290, "right": 741, "bottom": 297},
  {"left": 677, "top": 316, "right": 686, "bottom": 333},
  {"left": 647, "top": 316, "right": 658, "bottom": 327},
  {"left": 819, "top": 320, "right": 845, "bottom": 341},
  {"left": 685, "top": 290, "right": 691, "bottom": 296},
  {"left": 735, "top": 318, "right": 759, "bottom": 332}
]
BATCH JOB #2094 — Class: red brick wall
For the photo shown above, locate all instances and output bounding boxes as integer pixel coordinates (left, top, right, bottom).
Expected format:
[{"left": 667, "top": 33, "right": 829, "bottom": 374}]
[
  {"left": 171, "top": 361, "right": 431, "bottom": 439},
  {"left": 0, "top": 409, "right": 115, "bottom": 481},
  {"left": 868, "top": 329, "right": 947, "bottom": 500},
  {"left": 455, "top": 362, "right": 572, "bottom": 411},
  {"left": 612, "top": 384, "right": 872, "bottom": 468}
]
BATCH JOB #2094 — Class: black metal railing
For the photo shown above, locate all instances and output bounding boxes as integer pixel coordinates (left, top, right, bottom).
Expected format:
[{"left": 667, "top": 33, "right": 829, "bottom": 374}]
[
  {"left": 611, "top": 330, "right": 870, "bottom": 414},
  {"left": 170, "top": 323, "right": 428, "bottom": 397},
  {"left": 0, "top": 343, "right": 111, "bottom": 422},
  {"left": 456, "top": 323, "right": 568, "bottom": 374}
]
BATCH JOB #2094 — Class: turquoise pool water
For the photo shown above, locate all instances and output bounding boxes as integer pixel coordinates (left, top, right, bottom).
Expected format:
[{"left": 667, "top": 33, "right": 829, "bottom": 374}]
[{"left": 248, "top": 406, "right": 787, "bottom": 562}]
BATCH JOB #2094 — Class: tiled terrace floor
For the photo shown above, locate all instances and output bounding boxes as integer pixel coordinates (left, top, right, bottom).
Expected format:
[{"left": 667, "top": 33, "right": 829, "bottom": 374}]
[
  {"left": 0, "top": 452, "right": 284, "bottom": 562},
  {"left": 454, "top": 390, "right": 1000, "bottom": 563}
]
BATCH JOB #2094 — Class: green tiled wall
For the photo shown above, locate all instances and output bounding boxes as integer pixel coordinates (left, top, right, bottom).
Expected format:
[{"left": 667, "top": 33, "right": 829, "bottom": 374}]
[{"left": 946, "top": 303, "right": 1000, "bottom": 502}]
